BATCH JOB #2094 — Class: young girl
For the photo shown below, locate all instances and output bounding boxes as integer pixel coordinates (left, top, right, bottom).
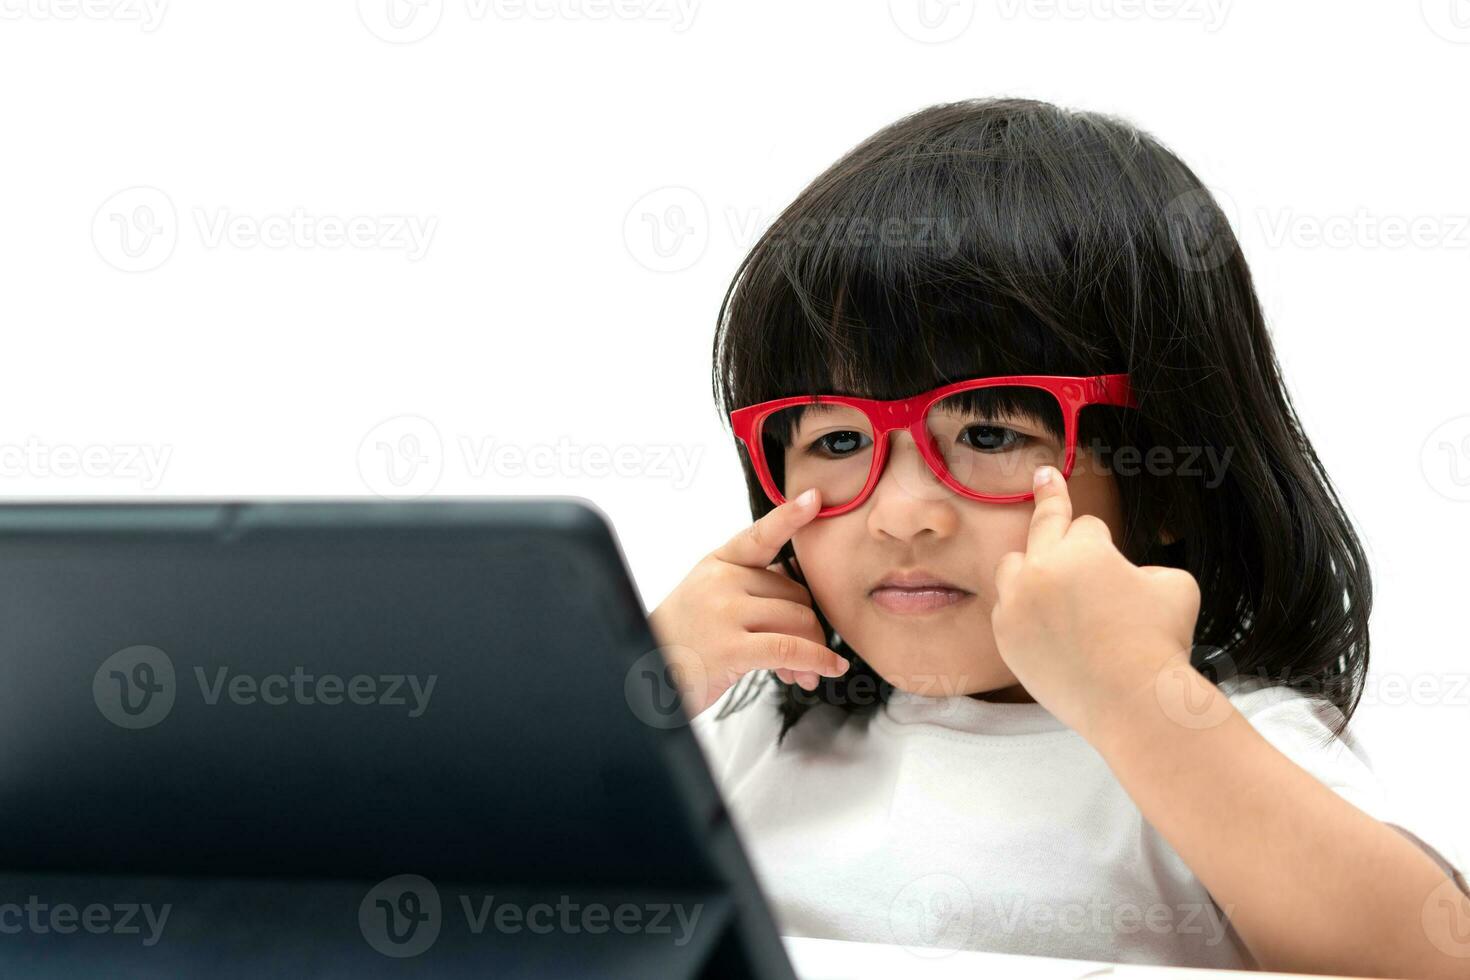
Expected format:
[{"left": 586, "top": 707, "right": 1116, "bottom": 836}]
[{"left": 648, "top": 98, "right": 1470, "bottom": 976}]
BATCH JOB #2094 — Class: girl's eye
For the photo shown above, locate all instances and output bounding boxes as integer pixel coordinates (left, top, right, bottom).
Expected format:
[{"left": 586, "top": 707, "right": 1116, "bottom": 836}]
[
  {"left": 807, "top": 430, "right": 872, "bottom": 458},
  {"left": 959, "top": 425, "right": 1031, "bottom": 453}
]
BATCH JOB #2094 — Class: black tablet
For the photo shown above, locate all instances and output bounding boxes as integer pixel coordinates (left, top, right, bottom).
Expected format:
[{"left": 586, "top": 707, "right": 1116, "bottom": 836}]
[{"left": 0, "top": 497, "right": 794, "bottom": 979}]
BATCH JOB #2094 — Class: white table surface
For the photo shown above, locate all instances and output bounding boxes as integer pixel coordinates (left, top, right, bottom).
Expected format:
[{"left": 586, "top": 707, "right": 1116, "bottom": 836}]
[{"left": 781, "top": 935, "right": 1369, "bottom": 980}]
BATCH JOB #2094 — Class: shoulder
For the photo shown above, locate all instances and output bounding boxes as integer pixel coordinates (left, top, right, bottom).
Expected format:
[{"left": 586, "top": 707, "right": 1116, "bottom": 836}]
[
  {"left": 1218, "top": 673, "right": 1470, "bottom": 898},
  {"left": 1219, "top": 673, "right": 1381, "bottom": 803},
  {"left": 690, "top": 672, "right": 858, "bottom": 789},
  {"left": 1221, "top": 674, "right": 1364, "bottom": 749},
  {"left": 689, "top": 672, "right": 788, "bottom": 788}
]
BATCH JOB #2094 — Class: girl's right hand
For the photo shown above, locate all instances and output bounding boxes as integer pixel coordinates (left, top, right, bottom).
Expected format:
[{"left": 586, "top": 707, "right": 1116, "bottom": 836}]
[{"left": 647, "top": 487, "right": 851, "bottom": 719}]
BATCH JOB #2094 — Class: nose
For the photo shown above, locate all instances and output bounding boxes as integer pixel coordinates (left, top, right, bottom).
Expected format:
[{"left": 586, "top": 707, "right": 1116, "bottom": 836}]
[{"left": 865, "top": 430, "right": 959, "bottom": 543}]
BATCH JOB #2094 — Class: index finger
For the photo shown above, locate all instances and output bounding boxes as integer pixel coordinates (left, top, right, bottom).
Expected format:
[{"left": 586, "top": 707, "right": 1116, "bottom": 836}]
[
  {"left": 1025, "top": 464, "right": 1072, "bottom": 552},
  {"left": 711, "top": 488, "right": 821, "bottom": 569}
]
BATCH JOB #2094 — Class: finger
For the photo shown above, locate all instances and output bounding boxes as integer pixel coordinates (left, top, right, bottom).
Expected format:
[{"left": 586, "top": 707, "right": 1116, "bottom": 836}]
[
  {"left": 1067, "top": 513, "right": 1115, "bottom": 545},
  {"left": 1026, "top": 464, "right": 1072, "bottom": 552},
  {"left": 772, "top": 668, "right": 823, "bottom": 691},
  {"left": 770, "top": 555, "right": 809, "bottom": 583},
  {"left": 745, "top": 565, "right": 814, "bottom": 605},
  {"left": 742, "top": 632, "right": 849, "bottom": 677},
  {"left": 1141, "top": 565, "right": 1201, "bottom": 604},
  {"left": 712, "top": 488, "right": 822, "bottom": 569},
  {"left": 737, "top": 596, "right": 826, "bottom": 645}
]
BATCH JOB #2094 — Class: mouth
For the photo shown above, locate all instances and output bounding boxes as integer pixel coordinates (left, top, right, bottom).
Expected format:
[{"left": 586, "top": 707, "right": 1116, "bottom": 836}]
[{"left": 868, "top": 571, "right": 974, "bottom": 615}]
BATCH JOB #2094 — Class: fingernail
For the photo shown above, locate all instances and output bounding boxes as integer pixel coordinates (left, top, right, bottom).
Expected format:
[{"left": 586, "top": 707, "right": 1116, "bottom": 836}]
[
  {"left": 797, "top": 488, "right": 817, "bottom": 507},
  {"left": 1034, "top": 466, "right": 1053, "bottom": 487}
]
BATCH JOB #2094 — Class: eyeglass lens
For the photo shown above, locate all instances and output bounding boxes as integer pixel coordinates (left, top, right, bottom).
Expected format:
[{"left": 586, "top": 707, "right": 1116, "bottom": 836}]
[{"left": 758, "top": 386, "right": 1067, "bottom": 506}]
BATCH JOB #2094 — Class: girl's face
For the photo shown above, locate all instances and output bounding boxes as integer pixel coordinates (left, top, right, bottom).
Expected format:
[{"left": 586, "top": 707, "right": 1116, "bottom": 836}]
[{"left": 791, "top": 430, "right": 1124, "bottom": 702}]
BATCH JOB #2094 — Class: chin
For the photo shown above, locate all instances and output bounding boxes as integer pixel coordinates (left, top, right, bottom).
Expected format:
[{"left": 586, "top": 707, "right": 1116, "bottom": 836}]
[{"left": 862, "top": 657, "right": 1011, "bottom": 699}]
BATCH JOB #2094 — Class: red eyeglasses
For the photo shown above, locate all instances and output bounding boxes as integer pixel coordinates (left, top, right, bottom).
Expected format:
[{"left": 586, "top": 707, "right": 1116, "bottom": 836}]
[{"left": 730, "top": 374, "right": 1137, "bottom": 517}]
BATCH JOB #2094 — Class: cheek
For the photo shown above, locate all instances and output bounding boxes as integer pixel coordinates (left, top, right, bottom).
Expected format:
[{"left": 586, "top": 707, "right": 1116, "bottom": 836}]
[
  {"left": 1065, "top": 451, "right": 1126, "bottom": 543},
  {"left": 790, "top": 523, "right": 847, "bottom": 607},
  {"left": 1070, "top": 486, "right": 1125, "bottom": 547},
  {"left": 965, "top": 512, "right": 1033, "bottom": 603}
]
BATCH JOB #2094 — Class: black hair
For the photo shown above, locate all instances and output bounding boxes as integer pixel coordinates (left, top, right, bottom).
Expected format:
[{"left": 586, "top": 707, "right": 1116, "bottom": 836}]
[{"left": 710, "top": 96, "right": 1370, "bottom": 744}]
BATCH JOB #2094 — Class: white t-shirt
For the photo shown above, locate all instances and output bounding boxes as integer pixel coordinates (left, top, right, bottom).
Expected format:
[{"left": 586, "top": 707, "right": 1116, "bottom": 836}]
[{"left": 690, "top": 672, "right": 1469, "bottom": 969}]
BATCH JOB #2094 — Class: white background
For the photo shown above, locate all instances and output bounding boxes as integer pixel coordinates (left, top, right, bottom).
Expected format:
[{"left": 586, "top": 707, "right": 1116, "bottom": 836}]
[{"left": 2, "top": 2, "right": 1466, "bottom": 869}]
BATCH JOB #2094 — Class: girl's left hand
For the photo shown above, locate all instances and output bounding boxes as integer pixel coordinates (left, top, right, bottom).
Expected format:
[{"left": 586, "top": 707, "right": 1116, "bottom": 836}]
[{"left": 990, "top": 465, "right": 1203, "bottom": 747}]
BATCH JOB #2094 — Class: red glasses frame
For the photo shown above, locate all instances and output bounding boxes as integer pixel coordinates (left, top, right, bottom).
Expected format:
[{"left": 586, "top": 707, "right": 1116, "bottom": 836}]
[{"left": 730, "top": 374, "right": 1138, "bottom": 517}]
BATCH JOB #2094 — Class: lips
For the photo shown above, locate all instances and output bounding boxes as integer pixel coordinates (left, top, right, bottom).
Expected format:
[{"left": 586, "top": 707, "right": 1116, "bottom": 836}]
[
  {"left": 868, "top": 569, "right": 974, "bottom": 615},
  {"left": 869, "top": 585, "right": 973, "bottom": 614},
  {"left": 869, "top": 569, "right": 970, "bottom": 593}
]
